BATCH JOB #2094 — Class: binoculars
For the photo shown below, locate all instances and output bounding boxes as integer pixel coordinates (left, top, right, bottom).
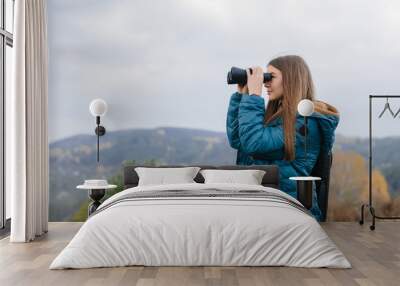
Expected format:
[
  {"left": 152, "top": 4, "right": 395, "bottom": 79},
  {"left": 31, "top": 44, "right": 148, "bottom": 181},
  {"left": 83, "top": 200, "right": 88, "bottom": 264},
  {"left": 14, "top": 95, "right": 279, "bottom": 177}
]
[{"left": 227, "top": 67, "right": 272, "bottom": 85}]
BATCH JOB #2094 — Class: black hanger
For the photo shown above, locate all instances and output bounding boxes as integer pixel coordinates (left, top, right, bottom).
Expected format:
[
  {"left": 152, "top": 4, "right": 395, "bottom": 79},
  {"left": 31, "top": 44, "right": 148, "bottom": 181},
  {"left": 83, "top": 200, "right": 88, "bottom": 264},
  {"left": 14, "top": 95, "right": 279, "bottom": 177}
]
[
  {"left": 378, "top": 97, "right": 395, "bottom": 118},
  {"left": 394, "top": 106, "right": 400, "bottom": 118}
]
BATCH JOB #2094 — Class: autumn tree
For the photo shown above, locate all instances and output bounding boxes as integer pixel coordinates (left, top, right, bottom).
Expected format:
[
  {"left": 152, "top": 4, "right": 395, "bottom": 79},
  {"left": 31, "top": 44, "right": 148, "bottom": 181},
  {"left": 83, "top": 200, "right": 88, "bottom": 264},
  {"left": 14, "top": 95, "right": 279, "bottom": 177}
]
[{"left": 328, "top": 150, "right": 391, "bottom": 221}]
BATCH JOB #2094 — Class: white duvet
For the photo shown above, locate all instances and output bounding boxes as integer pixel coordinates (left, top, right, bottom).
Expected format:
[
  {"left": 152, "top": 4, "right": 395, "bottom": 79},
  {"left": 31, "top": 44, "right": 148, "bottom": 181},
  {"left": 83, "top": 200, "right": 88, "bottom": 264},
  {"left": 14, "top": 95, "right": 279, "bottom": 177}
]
[{"left": 50, "top": 183, "right": 351, "bottom": 269}]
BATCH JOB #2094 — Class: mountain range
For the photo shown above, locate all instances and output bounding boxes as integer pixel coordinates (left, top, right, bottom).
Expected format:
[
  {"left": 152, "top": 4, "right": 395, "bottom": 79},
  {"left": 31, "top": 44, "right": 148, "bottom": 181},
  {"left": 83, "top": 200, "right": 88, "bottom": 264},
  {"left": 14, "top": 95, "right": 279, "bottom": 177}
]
[{"left": 49, "top": 127, "right": 400, "bottom": 221}]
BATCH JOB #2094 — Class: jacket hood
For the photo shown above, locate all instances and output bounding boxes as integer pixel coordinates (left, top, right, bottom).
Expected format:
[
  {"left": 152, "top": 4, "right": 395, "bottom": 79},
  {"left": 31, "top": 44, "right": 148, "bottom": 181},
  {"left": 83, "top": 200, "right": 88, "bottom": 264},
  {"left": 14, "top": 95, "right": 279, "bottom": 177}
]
[
  {"left": 307, "top": 100, "right": 340, "bottom": 153},
  {"left": 266, "top": 100, "right": 340, "bottom": 154}
]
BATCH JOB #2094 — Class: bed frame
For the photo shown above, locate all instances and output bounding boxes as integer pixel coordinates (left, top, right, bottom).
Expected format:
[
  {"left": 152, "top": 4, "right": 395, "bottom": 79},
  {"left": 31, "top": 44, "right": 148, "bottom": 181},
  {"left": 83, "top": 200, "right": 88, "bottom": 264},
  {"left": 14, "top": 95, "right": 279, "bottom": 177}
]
[{"left": 123, "top": 158, "right": 332, "bottom": 222}]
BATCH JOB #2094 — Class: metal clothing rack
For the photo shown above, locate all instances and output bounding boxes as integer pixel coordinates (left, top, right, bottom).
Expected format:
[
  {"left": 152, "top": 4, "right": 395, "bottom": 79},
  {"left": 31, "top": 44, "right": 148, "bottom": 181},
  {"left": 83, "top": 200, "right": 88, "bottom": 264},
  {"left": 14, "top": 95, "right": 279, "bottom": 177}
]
[{"left": 360, "top": 95, "right": 400, "bottom": 230}]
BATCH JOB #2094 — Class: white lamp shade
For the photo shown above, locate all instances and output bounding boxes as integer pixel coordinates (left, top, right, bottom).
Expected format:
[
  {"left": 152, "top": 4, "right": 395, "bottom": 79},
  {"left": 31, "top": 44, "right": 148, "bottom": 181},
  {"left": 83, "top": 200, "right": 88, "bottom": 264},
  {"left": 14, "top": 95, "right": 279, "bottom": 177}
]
[
  {"left": 89, "top": 99, "right": 108, "bottom": 117},
  {"left": 297, "top": 99, "right": 314, "bottom": 117}
]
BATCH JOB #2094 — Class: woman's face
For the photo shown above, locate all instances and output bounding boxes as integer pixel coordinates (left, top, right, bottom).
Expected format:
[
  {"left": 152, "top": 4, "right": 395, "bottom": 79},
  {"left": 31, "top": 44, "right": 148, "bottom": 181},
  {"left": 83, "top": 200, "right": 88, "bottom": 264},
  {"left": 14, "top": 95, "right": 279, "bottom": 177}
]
[{"left": 264, "top": 65, "right": 283, "bottom": 100}]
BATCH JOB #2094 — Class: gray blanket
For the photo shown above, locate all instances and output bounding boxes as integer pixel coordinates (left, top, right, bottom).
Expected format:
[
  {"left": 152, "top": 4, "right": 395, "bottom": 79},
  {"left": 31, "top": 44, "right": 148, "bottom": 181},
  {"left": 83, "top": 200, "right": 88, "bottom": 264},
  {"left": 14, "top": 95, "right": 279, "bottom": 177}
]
[{"left": 91, "top": 188, "right": 311, "bottom": 218}]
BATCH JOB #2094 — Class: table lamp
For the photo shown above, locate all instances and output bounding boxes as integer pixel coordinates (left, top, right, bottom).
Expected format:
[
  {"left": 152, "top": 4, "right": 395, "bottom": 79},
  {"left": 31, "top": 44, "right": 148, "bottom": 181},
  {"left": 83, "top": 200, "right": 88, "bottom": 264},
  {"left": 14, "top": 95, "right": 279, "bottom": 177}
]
[{"left": 290, "top": 99, "right": 319, "bottom": 209}]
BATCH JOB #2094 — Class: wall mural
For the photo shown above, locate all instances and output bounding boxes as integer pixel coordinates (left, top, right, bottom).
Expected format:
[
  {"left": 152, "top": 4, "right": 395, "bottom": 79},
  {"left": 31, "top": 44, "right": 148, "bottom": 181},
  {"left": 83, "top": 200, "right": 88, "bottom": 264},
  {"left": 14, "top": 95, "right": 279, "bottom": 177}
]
[{"left": 47, "top": 0, "right": 400, "bottom": 222}]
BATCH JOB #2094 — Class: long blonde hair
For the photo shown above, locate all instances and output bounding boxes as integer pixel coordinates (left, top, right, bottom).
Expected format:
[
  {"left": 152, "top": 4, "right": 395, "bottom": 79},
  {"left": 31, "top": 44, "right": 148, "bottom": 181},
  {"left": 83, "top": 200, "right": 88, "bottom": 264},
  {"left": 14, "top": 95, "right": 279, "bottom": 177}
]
[{"left": 264, "top": 55, "right": 315, "bottom": 161}]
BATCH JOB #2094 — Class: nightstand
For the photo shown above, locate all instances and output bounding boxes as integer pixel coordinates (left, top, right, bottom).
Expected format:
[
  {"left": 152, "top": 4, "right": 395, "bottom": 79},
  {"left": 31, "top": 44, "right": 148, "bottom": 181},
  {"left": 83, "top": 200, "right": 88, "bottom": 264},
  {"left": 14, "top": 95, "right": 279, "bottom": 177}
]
[
  {"left": 77, "top": 182, "right": 117, "bottom": 216},
  {"left": 289, "top": 176, "right": 321, "bottom": 209}
]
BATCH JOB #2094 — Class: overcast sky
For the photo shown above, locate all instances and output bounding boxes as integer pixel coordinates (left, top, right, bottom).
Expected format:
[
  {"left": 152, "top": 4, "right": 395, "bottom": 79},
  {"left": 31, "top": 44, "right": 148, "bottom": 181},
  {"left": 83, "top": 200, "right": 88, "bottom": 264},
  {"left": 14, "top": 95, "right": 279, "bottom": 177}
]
[{"left": 47, "top": 0, "right": 400, "bottom": 142}]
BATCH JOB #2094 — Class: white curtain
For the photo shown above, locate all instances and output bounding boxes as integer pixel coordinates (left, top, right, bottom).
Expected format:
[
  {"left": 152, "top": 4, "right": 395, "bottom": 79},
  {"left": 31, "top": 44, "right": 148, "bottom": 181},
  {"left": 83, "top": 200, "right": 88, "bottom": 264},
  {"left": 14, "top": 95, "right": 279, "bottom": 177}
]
[{"left": 9, "top": 0, "right": 49, "bottom": 242}]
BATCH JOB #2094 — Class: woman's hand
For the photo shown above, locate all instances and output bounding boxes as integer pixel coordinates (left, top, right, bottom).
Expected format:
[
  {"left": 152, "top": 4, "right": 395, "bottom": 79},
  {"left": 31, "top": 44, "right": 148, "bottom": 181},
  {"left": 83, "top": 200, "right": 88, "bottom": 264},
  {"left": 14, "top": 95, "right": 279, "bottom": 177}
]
[
  {"left": 247, "top": 66, "right": 263, "bottom": 96},
  {"left": 237, "top": 84, "right": 249, "bottom": 94}
]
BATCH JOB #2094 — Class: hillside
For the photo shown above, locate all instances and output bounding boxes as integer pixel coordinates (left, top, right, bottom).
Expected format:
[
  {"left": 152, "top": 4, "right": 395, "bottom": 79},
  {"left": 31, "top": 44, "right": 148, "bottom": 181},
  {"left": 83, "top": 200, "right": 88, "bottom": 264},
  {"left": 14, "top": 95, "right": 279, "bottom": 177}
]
[
  {"left": 49, "top": 127, "right": 400, "bottom": 221},
  {"left": 49, "top": 127, "right": 236, "bottom": 221}
]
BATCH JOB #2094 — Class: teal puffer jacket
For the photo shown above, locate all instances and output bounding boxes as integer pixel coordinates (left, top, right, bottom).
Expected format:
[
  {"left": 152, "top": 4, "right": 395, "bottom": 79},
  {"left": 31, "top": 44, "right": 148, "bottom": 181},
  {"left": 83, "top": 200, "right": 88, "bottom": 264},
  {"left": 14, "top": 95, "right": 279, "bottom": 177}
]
[{"left": 226, "top": 92, "right": 340, "bottom": 221}]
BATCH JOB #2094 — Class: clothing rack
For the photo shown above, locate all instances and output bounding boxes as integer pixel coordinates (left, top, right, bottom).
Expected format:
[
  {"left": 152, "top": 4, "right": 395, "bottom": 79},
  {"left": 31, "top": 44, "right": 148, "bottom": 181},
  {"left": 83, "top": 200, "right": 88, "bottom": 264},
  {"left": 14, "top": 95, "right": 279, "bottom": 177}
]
[{"left": 360, "top": 95, "right": 400, "bottom": 230}]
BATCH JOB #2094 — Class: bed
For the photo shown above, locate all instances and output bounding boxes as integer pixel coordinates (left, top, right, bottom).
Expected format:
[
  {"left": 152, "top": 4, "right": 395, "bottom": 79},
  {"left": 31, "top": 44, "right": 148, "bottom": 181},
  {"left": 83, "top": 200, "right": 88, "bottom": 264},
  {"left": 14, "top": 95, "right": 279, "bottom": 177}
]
[{"left": 49, "top": 164, "right": 350, "bottom": 269}]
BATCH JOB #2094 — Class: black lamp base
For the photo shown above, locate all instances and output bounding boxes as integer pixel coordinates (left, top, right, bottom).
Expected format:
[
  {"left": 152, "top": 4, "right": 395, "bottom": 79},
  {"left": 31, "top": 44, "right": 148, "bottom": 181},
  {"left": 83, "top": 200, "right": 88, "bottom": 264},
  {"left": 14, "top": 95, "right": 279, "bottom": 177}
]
[
  {"left": 296, "top": 180, "right": 313, "bottom": 209},
  {"left": 88, "top": 189, "right": 106, "bottom": 216}
]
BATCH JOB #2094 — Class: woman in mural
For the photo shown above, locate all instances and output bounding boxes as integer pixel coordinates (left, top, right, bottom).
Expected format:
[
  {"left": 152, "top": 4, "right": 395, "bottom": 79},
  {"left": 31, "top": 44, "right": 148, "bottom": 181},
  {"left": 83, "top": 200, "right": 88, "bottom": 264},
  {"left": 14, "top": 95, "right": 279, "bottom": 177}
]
[{"left": 226, "top": 55, "right": 340, "bottom": 221}]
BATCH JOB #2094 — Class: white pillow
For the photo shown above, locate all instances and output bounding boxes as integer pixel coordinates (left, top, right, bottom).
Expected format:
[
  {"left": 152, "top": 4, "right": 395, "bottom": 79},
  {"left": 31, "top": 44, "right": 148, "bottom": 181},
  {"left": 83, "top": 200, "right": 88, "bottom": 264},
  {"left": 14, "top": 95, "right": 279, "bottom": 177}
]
[
  {"left": 200, "top": 169, "right": 266, "bottom": 185},
  {"left": 135, "top": 167, "right": 201, "bottom": 186}
]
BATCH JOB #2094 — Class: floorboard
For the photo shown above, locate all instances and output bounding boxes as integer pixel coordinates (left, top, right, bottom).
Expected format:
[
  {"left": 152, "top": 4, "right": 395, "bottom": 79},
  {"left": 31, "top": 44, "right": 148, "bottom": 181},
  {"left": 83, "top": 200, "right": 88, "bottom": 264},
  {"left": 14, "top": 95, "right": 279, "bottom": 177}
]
[{"left": 0, "top": 222, "right": 399, "bottom": 286}]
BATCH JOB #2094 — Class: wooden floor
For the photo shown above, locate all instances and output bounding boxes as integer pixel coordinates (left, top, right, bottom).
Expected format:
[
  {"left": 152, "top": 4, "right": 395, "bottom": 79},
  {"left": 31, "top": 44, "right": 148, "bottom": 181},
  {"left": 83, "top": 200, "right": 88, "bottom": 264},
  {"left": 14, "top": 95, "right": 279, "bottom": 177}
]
[{"left": 0, "top": 222, "right": 399, "bottom": 286}]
